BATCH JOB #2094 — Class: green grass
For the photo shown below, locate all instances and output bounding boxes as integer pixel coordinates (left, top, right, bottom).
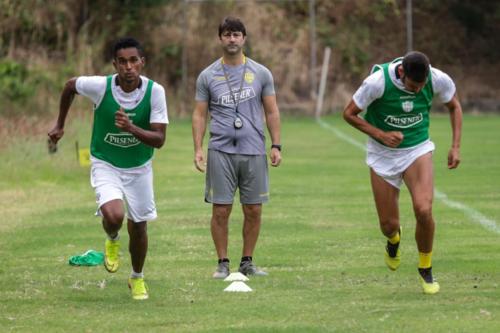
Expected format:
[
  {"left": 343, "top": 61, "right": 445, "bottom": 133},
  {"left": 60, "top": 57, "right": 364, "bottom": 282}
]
[{"left": 0, "top": 113, "right": 499, "bottom": 332}]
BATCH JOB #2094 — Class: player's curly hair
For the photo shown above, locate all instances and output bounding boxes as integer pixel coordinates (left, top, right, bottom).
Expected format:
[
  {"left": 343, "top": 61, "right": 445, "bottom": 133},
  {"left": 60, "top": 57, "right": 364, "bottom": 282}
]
[{"left": 113, "top": 37, "right": 144, "bottom": 59}]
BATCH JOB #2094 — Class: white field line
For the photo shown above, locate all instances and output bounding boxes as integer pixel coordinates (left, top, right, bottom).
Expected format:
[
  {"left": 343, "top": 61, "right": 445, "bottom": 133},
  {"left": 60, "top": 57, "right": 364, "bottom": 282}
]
[
  {"left": 316, "top": 116, "right": 500, "bottom": 234},
  {"left": 434, "top": 190, "right": 500, "bottom": 233}
]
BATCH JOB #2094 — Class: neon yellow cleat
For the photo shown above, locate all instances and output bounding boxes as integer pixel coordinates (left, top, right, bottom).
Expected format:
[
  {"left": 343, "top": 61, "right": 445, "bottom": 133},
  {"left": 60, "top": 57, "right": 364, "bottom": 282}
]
[
  {"left": 420, "top": 277, "right": 440, "bottom": 294},
  {"left": 104, "top": 239, "right": 120, "bottom": 273},
  {"left": 384, "top": 227, "right": 401, "bottom": 271},
  {"left": 384, "top": 248, "right": 401, "bottom": 271},
  {"left": 419, "top": 267, "right": 440, "bottom": 294},
  {"left": 128, "top": 277, "right": 149, "bottom": 300}
]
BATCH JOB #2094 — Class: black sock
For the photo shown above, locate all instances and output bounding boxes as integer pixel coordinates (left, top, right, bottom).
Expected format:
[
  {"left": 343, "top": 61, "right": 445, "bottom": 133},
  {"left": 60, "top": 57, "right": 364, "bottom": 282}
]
[
  {"left": 386, "top": 241, "right": 400, "bottom": 257},
  {"left": 418, "top": 267, "right": 433, "bottom": 283},
  {"left": 218, "top": 258, "right": 230, "bottom": 264},
  {"left": 240, "top": 256, "right": 252, "bottom": 266}
]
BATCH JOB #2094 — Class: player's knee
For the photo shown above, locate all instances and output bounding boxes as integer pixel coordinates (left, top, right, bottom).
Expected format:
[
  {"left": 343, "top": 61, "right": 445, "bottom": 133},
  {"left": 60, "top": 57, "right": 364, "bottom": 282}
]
[
  {"left": 414, "top": 205, "right": 433, "bottom": 223},
  {"left": 243, "top": 204, "right": 261, "bottom": 218},
  {"left": 380, "top": 218, "right": 399, "bottom": 235},
  {"left": 212, "top": 205, "right": 231, "bottom": 222},
  {"left": 129, "top": 221, "right": 147, "bottom": 237},
  {"left": 211, "top": 212, "right": 229, "bottom": 227},
  {"left": 103, "top": 210, "right": 125, "bottom": 226}
]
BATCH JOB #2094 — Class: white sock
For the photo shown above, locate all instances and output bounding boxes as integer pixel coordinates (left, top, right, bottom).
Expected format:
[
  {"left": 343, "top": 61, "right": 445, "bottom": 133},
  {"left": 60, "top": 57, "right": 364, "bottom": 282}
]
[{"left": 131, "top": 270, "right": 144, "bottom": 279}]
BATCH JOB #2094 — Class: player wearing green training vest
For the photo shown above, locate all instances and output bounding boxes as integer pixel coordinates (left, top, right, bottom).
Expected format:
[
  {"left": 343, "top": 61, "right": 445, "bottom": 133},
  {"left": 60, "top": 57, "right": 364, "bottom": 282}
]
[
  {"left": 48, "top": 37, "right": 168, "bottom": 300},
  {"left": 343, "top": 51, "right": 463, "bottom": 295},
  {"left": 365, "top": 57, "right": 434, "bottom": 148},
  {"left": 90, "top": 75, "right": 155, "bottom": 168}
]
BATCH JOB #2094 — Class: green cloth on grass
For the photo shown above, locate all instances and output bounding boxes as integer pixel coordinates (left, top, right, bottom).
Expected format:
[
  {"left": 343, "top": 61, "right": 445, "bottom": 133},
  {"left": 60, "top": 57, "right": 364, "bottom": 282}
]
[{"left": 69, "top": 249, "right": 104, "bottom": 266}]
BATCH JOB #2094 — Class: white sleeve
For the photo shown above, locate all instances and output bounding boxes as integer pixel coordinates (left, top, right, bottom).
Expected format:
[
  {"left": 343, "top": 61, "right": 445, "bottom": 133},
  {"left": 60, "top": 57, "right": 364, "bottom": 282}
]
[
  {"left": 75, "top": 76, "right": 107, "bottom": 106},
  {"left": 150, "top": 82, "right": 169, "bottom": 124},
  {"left": 431, "top": 67, "right": 456, "bottom": 104},
  {"left": 352, "top": 71, "right": 385, "bottom": 110}
]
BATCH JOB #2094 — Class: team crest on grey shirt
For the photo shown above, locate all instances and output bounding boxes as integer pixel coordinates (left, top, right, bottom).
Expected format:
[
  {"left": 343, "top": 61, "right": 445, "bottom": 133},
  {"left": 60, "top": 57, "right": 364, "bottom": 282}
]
[{"left": 244, "top": 72, "right": 255, "bottom": 83}]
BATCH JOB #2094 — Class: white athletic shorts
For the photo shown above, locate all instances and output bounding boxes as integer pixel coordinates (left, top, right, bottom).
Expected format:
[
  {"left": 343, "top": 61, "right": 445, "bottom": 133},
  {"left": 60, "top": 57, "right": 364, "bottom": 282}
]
[
  {"left": 90, "top": 157, "right": 157, "bottom": 222},
  {"left": 366, "top": 138, "right": 435, "bottom": 189}
]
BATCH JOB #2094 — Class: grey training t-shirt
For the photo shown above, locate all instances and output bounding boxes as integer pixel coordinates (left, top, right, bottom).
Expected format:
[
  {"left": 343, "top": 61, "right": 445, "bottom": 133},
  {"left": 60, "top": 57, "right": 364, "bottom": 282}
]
[{"left": 196, "top": 57, "right": 275, "bottom": 155}]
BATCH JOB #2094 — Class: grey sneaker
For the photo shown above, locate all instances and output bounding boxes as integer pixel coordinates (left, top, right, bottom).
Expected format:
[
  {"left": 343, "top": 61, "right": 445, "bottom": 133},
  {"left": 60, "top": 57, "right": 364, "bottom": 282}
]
[
  {"left": 212, "top": 261, "right": 230, "bottom": 279},
  {"left": 238, "top": 261, "right": 268, "bottom": 276}
]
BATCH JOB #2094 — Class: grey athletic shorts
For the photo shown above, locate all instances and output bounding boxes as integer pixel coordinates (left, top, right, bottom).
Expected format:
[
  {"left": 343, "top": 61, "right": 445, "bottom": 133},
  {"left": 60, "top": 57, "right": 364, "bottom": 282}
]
[{"left": 205, "top": 149, "right": 269, "bottom": 204}]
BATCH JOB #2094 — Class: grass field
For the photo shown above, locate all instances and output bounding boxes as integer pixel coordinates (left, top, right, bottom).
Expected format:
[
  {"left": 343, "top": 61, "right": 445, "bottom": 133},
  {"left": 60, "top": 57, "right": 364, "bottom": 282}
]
[{"left": 0, "top": 113, "right": 499, "bottom": 332}]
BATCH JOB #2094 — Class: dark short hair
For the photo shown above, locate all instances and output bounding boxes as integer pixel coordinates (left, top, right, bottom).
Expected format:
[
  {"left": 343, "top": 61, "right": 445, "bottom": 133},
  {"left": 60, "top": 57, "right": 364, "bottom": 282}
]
[
  {"left": 113, "top": 37, "right": 144, "bottom": 58},
  {"left": 402, "top": 51, "right": 430, "bottom": 83},
  {"left": 218, "top": 16, "right": 246, "bottom": 37}
]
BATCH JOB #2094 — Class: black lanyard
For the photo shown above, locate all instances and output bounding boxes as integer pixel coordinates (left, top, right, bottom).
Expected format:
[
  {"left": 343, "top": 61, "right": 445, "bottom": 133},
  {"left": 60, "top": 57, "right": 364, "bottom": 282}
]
[{"left": 221, "top": 57, "right": 247, "bottom": 113}]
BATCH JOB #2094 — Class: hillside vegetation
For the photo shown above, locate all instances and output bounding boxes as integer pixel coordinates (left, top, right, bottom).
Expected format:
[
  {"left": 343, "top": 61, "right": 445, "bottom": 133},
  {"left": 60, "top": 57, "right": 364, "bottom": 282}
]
[{"left": 1, "top": 0, "right": 499, "bottom": 117}]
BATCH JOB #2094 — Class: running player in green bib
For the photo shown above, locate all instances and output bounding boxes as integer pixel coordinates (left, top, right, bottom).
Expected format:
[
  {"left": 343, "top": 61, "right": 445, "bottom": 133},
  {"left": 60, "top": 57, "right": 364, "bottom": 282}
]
[
  {"left": 343, "top": 51, "right": 463, "bottom": 294},
  {"left": 48, "top": 37, "right": 168, "bottom": 300}
]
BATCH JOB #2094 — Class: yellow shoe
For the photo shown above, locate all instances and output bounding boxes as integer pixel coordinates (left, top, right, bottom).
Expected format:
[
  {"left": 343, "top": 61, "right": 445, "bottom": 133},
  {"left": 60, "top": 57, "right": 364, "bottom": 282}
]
[
  {"left": 104, "top": 239, "right": 120, "bottom": 273},
  {"left": 420, "top": 277, "right": 440, "bottom": 294},
  {"left": 128, "top": 277, "right": 149, "bottom": 300},
  {"left": 384, "top": 228, "right": 401, "bottom": 271},
  {"left": 419, "top": 267, "right": 440, "bottom": 294}
]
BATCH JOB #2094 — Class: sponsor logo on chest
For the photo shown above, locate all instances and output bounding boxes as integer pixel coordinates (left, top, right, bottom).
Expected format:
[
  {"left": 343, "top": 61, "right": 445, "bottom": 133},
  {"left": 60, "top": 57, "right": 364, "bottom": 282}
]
[
  {"left": 104, "top": 133, "right": 141, "bottom": 148},
  {"left": 218, "top": 87, "right": 256, "bottom": 106},
  {"left": 384, "top": 113, "right": 423, "bottom": 128}
]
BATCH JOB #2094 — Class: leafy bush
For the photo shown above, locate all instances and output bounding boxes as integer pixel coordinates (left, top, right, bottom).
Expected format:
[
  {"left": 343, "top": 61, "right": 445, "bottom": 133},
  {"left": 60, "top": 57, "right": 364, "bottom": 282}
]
[
  {"left": 0, "top": 60, "right": 34, "bottom": 102},
  {"left": 0, "top": 59, "right": 56, "bottom": 116}
]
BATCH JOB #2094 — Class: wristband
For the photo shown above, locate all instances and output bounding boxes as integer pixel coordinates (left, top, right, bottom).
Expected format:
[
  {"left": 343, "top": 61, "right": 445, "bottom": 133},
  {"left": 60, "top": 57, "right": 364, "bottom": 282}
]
[{"left": 271, "top": 144, "right": 282, "bottom": 151}]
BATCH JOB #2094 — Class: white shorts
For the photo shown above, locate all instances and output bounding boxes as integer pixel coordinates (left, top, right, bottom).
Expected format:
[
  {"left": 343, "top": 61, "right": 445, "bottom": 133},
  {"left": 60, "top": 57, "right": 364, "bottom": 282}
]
[
  {"left": 366, "top": 138, "right": 435, "bottom": 189},
  {"left": 90, "top": 157, "right": 157, "bottom": 222}
]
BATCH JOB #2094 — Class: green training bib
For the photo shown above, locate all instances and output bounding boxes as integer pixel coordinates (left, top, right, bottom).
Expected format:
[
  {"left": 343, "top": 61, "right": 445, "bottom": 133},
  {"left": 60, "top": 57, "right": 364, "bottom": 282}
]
[
  {"left": 90, "top": 76, "right": 154, "bottom": 168},
  {"left": 364, "top": 58, "right": 434, "bottom": 148}
]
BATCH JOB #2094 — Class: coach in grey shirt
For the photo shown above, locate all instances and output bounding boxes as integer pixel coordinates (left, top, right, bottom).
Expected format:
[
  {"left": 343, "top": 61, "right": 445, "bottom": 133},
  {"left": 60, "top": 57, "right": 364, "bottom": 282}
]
[{"left": 192, "top": 16, "right": 282, "bottom": 279}]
